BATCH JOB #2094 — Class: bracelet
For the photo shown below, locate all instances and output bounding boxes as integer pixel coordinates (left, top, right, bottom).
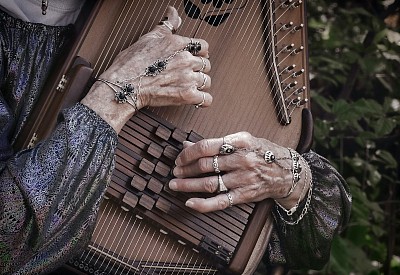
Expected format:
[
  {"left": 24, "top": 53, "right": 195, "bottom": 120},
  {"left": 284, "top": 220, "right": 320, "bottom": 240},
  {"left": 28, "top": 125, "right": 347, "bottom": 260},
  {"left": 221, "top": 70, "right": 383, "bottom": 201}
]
[
  {"left": 282, "top": 148, "right": 302, "bottom": 198},
  {"left": 274, "top": 163, "right": 313, "bottom": 225}
]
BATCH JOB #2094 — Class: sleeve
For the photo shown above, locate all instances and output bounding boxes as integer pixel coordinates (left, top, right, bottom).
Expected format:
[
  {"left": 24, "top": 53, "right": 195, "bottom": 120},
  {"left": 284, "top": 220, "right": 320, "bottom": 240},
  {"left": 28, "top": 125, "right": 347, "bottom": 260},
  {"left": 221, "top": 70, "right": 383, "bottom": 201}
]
[
  {"left": 264, "top": 151, "right": 352, "bottom": 270},
  {"left": 0, "top": 103, "right": 118, "bottom": 274}
]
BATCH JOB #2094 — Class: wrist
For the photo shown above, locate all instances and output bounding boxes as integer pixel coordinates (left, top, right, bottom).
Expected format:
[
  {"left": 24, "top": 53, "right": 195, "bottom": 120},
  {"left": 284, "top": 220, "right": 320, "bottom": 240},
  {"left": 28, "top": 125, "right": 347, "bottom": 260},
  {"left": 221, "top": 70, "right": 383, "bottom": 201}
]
[
  {"left": 81, "top": 81, "right": 136, "bottom": 133},
  {"left": 274, "top": 153, "right": 311, "bottom": 211}
]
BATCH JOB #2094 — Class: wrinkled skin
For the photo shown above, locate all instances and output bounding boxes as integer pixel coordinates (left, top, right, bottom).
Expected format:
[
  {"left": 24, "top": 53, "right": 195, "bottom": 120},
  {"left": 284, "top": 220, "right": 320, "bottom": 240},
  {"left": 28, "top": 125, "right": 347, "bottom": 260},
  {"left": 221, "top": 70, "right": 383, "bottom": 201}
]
[
  {"left": 81, "top": 6, "right": 212, "bottom": 133},
  {"left": 170, "top": 131, "right": 311, "bottom": 213}
]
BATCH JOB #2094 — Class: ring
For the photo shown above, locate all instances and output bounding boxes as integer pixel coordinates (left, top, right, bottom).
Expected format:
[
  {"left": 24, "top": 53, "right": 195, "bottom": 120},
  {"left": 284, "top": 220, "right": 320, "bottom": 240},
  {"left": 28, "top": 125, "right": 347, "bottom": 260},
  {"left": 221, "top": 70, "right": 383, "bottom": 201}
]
[
  {"left": 159, "top": 20, "right": 176, "bottom": 33},
  {"left": 212, "top": 155, "right": 220, "bottom": 173},
  {"left": 199, "top": 57, "right": 206, "bottom": 72},
  {"left": 226, "top": 192, "right": 233, "bottom": 208},
  {"left": 219, "top": 137, "right": 235, "bottom": 155},
  {"left": 197, "top": 72, "right": 207, "bottom": 90},
  {"left": 194, "top": 92, "right": 205, "bottom": 109},
  {"left": 264, "top": 150, "right": 275, "bottom": 163},
  {"left": 217, "top": 174, "right": 228, "bottom": 193},
  {"left": 186, "top": 38, "right": 202, "bottom": 55}
]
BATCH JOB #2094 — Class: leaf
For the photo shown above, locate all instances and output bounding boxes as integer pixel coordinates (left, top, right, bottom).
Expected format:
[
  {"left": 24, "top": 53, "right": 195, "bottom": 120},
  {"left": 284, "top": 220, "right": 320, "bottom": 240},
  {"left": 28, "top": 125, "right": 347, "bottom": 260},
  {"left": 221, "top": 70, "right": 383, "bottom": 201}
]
[{"left": 375, "top": 150, "right": 398, "bottom": 169}]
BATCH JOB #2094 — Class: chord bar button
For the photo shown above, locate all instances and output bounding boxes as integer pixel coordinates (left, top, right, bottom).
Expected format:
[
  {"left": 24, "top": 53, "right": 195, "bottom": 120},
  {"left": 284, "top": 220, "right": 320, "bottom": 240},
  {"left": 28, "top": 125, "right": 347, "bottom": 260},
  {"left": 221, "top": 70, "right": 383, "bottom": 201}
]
[
  {"left": 139, "top": 158, "right": 155, "bottom": 174},
  {"left": 155, "top": 125, "right": 171, "bottom": 141},
  {"left": 147, "top": 177, "right": 164, "bottom": 194},
  {"left": 131, "top": 175, "right": 147, "bottom": 191},
  {"left": 139, "top": 194, "right": 155, "bottom": 210},
  {"left": 122, "top": 192, "right": 139, "bottom": 209}
]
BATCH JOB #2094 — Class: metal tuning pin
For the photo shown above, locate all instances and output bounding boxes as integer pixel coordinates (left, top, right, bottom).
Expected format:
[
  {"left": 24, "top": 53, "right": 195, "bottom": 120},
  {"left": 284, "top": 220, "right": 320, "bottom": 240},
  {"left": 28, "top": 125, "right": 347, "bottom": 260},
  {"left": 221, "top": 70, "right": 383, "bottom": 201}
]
[
  {"left": 294, "top": 86, "right": 306, "bottom": 95},
  {"left": 283, "top": 81, "right": 298, "bottom": 92},
  {"left": 291, "top": 46, "right": 304, "bottom": 55},
  {"left": 280, "top": 22, "right": 294, "bottom": 31},
  {"left": 291, "top": 24, "right": 304, "bottom": 33},
  {"left": 292, "top": 69, "right": 305, "bottom": 78},
  {"left": 279, "top": 43, "right": 295, "bottom": 54},
  {"left": 281, "top": 0, "right": 294, "bottom": 9},
  {"left": 290, "top": 0, "right": 303, "bottom": 9},
  {"left": 280, "top": 64, "right": 296, "bottom": 75}
]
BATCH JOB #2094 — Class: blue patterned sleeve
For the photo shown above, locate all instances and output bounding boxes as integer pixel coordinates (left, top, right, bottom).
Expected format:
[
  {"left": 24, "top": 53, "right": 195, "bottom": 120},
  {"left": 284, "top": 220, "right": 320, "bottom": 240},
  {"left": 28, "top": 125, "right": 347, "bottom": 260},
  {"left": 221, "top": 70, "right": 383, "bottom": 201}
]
[
  {"left": 0, "top": 103, "right": 117, "bottom": 274},
  {"left": 265, "top": 151, "right": 352, "bottom": 270}
]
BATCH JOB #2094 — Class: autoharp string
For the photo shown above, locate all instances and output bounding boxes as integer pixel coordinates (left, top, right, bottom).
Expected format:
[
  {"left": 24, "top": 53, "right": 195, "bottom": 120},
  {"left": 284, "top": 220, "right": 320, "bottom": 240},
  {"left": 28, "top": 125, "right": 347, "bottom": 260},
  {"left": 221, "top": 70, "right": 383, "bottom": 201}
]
[
  {"left": 181, "top": 0, "right": 280, "bottom": 131},
  {"left": 76, "top": 1, "right": 304, "bottom": 274},
  {"left": 80, "top": 1, "right": 213, "bottom": 272},
  {"left": 82, "top": 0, "right": 167, "bottom": 268}
]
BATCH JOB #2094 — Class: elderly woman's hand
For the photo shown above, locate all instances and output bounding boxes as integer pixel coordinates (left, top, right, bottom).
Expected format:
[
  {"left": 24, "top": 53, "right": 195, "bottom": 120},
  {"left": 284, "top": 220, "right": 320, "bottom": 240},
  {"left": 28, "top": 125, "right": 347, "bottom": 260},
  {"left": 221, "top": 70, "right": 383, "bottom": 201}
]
[
  {"left": 170, "top": 132, "right": 312, "bottom": 213},
  {"left": 81, "top": 6, "right": 212, "bottom": 133}
]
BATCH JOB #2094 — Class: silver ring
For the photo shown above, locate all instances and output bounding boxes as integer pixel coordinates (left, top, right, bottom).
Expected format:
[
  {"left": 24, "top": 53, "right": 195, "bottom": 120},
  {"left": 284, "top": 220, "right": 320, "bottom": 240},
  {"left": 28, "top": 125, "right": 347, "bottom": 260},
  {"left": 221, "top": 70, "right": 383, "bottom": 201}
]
[
  {"left": 199, "top": 57, "right": 206, "bottom": 72},
  {"left": 217, "top": 174, "right": 228, "bottom": 193},
  {"left": 226, "top": 192, "right": 233, "bottom": 208},
  {"left": 194, "top": 92, "right": 205, "bottom": 109},
  {"left": 160, "top": 20, "right": 175, "bottom": 33},
  {"left": 219, "top": 137, "right": 235, "bottom": 155},
  {"left": 212, "top": 155, "right": 220, "bottom": 173},
  {"left": 198, "top": 72, "right": 207, "bottom": 90}
]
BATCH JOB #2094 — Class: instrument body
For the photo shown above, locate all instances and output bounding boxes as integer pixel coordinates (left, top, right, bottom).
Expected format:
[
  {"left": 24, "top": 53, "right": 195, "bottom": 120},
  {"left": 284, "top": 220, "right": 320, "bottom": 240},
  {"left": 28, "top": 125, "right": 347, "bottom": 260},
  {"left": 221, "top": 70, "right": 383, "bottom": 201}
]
[{"left": 17, "top": 0, "right": 312, "bottom": 274}]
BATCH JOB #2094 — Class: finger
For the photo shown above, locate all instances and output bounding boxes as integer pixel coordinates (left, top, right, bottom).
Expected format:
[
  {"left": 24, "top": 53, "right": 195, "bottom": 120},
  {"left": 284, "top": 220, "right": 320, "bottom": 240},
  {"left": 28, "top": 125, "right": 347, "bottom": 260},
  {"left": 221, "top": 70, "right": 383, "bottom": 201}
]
[
  {"left": 175, "top": 132, "right": 252, "bottom": 166},
  {"left": 186, "top": 38, "right": 209, "bottom": 58},
  {"left": 192, "top": 90, "right": 212, "bottom": 108},
  {"left": 196, "top": 72, "right": 211, "bottom": 91},
  {"left": 154, "top": 6, "right": 181, "bottom": 35},
  {"left": 169, "top": 175, "right": 220, "bottom": 193},
  {"left": 195, "top": 57, "right": 211, "bottom": 73},
  {"left": 185, "top": 192, "right": 235, "bottom": 213},
  {"left": 173, "top": 155, "right": 216, "bottom": 177},
  {"left": 175, "top": 137, "right": 224, "bottom": 166}
]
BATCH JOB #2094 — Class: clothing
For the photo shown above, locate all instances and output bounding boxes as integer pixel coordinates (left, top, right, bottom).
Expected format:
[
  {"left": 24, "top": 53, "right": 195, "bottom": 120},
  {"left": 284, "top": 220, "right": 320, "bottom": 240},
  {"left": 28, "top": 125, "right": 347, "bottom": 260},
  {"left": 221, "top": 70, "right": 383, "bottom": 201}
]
[
  {"left": 0, "top": 0, "right": 84, "bottom": 26},
  {"left": 0, "top": 8, "right": 352, "bottom": 275},
  {"left": 0, "top": 9, "right": 117, "bottom": 274}
]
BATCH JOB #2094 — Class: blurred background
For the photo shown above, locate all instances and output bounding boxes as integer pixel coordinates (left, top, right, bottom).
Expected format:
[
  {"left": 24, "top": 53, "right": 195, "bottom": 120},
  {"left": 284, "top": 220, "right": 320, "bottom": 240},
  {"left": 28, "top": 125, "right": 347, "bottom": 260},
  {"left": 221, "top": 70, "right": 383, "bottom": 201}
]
[{"left": 305, "top": 0, "right": 399, "bottom": 274}]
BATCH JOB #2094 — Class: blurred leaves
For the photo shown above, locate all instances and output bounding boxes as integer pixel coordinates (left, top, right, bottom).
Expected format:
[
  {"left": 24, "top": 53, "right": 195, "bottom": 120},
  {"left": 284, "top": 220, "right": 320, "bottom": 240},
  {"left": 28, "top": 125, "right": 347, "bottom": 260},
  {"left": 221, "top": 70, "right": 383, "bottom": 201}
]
[{"left": 307, "top": 0, "right": 400, "bottom": 274}]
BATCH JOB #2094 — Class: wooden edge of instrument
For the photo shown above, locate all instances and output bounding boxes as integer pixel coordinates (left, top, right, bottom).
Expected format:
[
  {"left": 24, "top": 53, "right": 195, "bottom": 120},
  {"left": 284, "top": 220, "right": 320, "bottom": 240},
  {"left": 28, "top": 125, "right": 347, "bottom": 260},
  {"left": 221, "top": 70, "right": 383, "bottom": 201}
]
[
  {"left": 12, "top": 0, "right": 102, "bottom": 151},
  {"left": 295, "top": 108, "right": 314, "bottom": 154},
  {"left": 228, "top": 199, "right": 274, "bottom": 275}
]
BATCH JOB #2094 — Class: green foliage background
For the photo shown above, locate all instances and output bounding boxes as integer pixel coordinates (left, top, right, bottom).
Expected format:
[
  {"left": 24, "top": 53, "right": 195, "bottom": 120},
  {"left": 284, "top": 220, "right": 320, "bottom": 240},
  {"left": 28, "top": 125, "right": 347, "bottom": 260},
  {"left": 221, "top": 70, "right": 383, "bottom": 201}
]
[{"left": 307, "top": 0, "right": 400, "bottom": 274}]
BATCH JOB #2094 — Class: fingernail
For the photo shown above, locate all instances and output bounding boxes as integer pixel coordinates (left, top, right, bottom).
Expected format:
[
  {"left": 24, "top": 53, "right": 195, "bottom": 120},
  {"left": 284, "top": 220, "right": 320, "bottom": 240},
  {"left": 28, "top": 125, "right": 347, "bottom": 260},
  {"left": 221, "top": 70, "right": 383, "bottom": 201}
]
[
  {"left": 173, "top": 167, "right": 182, "bottom": 177},
  {"left": 169, "top": 180, "right": 177, "bottom": 190},
  {"left": 185, "top": 200, "right": 194, "bottom": 208}
]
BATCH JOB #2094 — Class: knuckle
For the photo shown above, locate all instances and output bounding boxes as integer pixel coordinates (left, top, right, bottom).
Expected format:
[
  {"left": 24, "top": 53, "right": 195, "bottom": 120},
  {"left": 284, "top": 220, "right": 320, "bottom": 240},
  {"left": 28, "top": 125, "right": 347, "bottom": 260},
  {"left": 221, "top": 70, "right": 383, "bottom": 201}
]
[
  {"left": 197, "top": 158, "right": 210, "bottom": 173},
  {"left": 218, "top": 198, "right": 229, "bottom": 210},
  {"left": 198, "top": 140, "right": 211, "bottom": 154},
  {"left": 204, "top": 178, "right": 217, "bottom": 193}
]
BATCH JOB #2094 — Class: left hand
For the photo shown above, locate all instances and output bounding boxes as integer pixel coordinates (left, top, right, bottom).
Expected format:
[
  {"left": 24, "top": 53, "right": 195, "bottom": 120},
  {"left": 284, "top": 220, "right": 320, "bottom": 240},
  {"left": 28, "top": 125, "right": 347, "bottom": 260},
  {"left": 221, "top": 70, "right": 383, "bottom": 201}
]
[{"left": 170, "top": 132, "right": 310, "bottom": 213}]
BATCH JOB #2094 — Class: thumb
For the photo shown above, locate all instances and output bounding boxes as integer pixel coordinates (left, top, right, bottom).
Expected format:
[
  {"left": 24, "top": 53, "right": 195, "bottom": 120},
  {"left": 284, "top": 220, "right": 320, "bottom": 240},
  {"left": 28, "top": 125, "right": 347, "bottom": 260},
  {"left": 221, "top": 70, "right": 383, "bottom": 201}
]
[{"left": 156, "top": 6, "right": 182, "bottom": 34}]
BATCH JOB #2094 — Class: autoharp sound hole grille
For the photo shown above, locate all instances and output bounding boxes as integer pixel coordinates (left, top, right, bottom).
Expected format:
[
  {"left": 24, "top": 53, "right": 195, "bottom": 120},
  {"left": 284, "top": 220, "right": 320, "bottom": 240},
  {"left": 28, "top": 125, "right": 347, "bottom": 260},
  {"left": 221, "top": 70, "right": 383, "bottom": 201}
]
[{"left": 69, "top": 110, "right": 255, "bottom": 274}]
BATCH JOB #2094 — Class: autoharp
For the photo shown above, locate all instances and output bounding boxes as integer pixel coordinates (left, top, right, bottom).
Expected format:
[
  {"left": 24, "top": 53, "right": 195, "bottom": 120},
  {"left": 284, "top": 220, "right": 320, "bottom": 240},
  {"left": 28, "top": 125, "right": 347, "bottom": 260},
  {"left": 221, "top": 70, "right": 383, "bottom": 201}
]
[{"left": 16, "top": 0, "right": 313, "bottom": 274}]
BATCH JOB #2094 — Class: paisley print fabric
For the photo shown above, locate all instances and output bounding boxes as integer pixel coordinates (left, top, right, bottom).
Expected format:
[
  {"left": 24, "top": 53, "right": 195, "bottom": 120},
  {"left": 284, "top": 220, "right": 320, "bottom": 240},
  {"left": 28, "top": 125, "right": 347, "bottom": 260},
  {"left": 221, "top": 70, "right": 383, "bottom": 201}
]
[
  {"left": 0, "top": 10, "right": 117, "bottom": 274},
  {"left": 0, "top": 8, "right": 352, "bottom": 275}
]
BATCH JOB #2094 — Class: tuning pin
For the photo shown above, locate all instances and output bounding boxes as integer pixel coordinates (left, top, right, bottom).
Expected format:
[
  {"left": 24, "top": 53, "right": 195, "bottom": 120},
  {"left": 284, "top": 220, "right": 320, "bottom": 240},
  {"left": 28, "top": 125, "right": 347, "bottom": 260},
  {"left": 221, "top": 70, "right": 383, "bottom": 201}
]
[
  {"left": 280, "top": 64, "right": 296, "bottom": 74},
  {"left": 283, "top": 81, "right": 298, "bottom": 92},
  {"left": 291, "top": 24, "right": 304, "bottom": 33},
  {"left": 298, "top": 98, "right": 308, "bottom": 106},
  {"left": 290, "top": 0, "right": 303, "bottom": 9},
  {"left": 280, "top": 43, "right": 295, "bottom": 54},
  {"left": 281, "top": 0, "right": 294, "bottom": 8},
  {"left": 292, "top": 69, "right": 305, "bottom": 78},
  {"left": 291, "top": 46, "right": 304, "bottom": 55},
  {"left": 294, "top": 86, "right": 306, "bottom": 94},
  {"left": 280, "top": 22, "right": 294, "bottom": 31}
]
